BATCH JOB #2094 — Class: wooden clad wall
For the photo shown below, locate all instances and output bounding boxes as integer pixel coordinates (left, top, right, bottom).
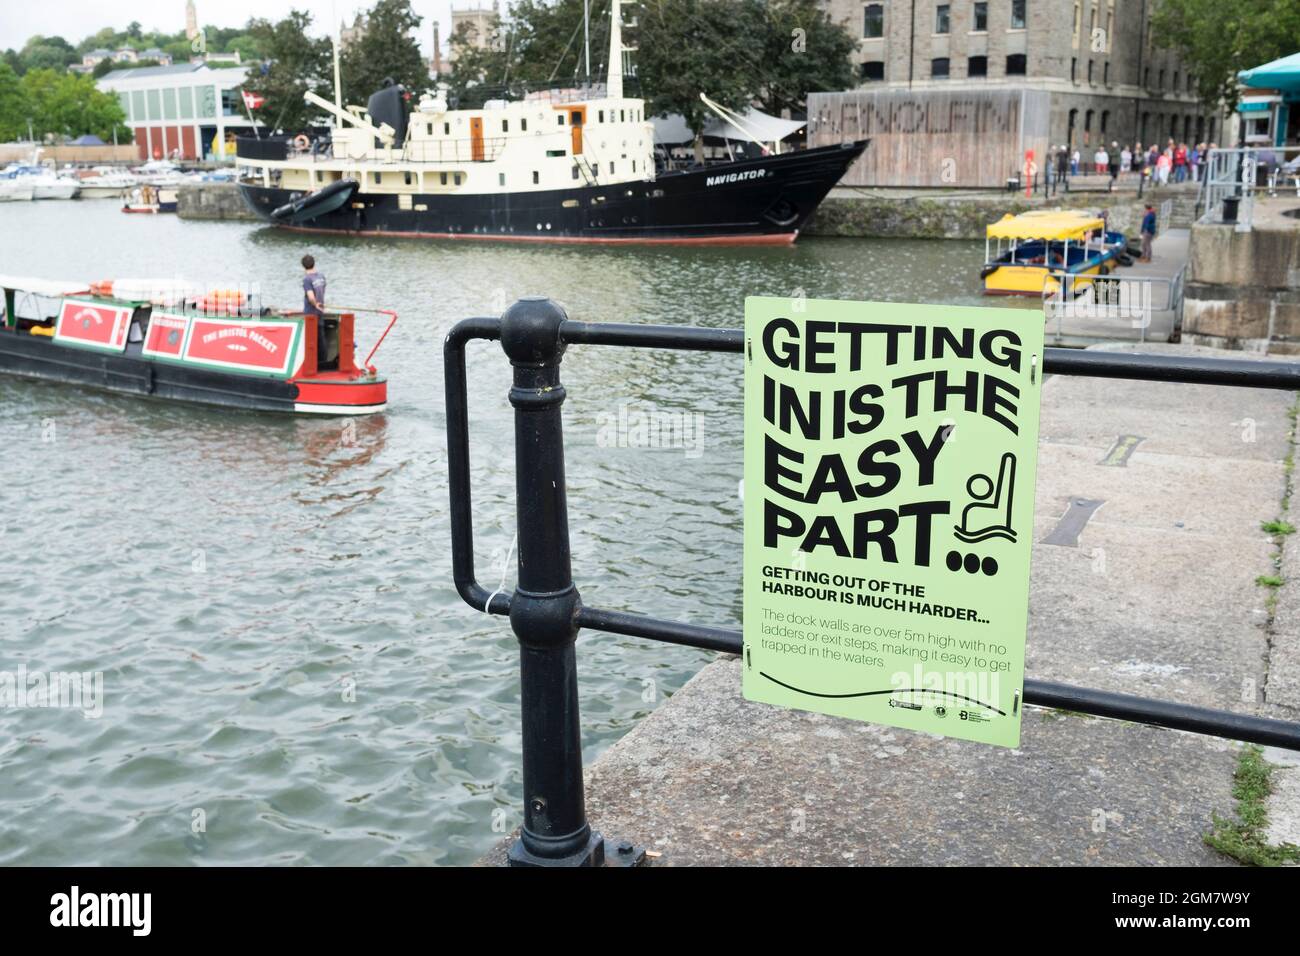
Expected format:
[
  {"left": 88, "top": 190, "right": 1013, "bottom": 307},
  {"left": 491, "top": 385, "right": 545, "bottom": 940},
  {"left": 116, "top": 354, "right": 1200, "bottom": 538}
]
[{"left": 807, "top": 89, "right": 1052, "bottom": 188}]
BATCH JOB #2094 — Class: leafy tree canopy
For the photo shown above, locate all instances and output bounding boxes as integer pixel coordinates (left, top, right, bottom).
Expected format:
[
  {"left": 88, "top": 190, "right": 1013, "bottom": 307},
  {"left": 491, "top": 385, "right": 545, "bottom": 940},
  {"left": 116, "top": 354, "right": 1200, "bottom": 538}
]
[
  {"left": 1153, "top": 0, "right": 1300, "bottom": 108},
  {"left": 244, "top": 10, "right": 333, "bottom": 132},
  {"left": 340, "top": 0, "right": 429, "bottom": 104}
]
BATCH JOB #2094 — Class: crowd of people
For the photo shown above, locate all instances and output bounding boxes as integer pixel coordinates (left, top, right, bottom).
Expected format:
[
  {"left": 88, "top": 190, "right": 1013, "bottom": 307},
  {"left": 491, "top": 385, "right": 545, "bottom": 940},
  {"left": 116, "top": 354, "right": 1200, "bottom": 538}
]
[{"left": 1050, "top": 139, "right": 1218, "bottom": 187}]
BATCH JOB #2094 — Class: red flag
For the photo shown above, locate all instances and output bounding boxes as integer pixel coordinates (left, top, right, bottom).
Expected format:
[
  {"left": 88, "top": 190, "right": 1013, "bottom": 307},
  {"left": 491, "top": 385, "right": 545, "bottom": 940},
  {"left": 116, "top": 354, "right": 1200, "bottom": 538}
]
[{"left": 241, "top": 90, "right": 265, "bottom": 110}]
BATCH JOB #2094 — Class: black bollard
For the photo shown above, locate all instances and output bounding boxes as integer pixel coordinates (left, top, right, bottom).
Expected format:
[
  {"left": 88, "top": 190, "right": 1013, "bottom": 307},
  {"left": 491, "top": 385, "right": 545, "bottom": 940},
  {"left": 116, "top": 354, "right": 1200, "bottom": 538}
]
[{"left": 498, "top": 297, "right": 633, "bottom": 867}]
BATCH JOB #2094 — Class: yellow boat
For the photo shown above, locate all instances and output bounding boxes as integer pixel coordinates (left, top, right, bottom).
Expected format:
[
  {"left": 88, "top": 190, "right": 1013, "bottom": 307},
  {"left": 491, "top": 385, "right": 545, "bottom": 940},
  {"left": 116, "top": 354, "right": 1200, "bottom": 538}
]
[{"left": 981, "top": 211, "right": 1125, "bottom": 296}]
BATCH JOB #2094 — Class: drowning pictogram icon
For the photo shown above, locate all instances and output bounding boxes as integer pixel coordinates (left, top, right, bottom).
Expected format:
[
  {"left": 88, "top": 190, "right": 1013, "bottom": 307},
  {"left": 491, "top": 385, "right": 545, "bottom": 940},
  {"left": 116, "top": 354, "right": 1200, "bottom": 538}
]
[{"left": 954, "top": 452, "right": 1018, "bottom": 544}]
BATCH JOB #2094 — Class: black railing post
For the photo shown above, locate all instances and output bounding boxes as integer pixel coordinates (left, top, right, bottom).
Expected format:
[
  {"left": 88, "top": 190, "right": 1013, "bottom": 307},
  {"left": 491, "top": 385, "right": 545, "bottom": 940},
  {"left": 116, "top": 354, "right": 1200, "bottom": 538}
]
[{"left": 499, "top": 297, "right": 604, "bottom": 867}]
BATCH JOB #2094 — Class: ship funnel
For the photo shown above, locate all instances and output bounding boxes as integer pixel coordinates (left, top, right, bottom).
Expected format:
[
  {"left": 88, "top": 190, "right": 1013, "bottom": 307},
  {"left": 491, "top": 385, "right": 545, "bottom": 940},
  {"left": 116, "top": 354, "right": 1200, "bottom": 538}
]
[{"left": 607, "top": 0, "right": 622, "bottom": 99}]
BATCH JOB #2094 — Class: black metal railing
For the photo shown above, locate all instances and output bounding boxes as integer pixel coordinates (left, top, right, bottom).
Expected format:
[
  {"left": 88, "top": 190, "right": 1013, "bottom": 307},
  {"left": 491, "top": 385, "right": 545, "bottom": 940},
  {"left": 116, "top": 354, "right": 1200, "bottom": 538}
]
[{"left": 446, "top": 297, "right": 1300, "bottom": 867}]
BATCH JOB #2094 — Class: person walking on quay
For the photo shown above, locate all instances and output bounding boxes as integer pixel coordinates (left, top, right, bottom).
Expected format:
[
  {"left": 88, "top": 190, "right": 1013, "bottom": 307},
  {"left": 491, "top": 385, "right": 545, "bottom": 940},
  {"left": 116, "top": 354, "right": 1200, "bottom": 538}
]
[
  {"left": 1107, "top": 142, "right": 1121, "bottom": 189},
  {"left": 1071, "top": 148, "right": 1081, "bottom": 176},
  {"left": 1133, "top": 141, "right": 1145, "bottom": 181},
  {"left": 1189, "top": 143, "right": 1201, "bottom": 182},
  {"left": 1056, "top": 145, "right": 1070, "bottom": 183},
  {"left": 1173, "top": 142, "right": 1189, "bottom": 183},
  {"left": 1157, "top": 147, "right": 1172, "bottom": 186},
  {"left": 1094, "top": 145, "right": 1108, "bottom": 174},
  {"left": 1121, "top": 144, "right": 1132, "bottom": 174},
  {"left": 1139, "top": 203, "right": 1157, "bottom": 263}
]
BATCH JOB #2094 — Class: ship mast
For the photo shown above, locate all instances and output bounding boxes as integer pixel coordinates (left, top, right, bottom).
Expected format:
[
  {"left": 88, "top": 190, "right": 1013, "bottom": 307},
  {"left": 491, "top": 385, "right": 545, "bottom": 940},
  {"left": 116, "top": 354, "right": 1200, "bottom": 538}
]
[{"left": 607, "top": 0, "right": 622, "bottom": 99}]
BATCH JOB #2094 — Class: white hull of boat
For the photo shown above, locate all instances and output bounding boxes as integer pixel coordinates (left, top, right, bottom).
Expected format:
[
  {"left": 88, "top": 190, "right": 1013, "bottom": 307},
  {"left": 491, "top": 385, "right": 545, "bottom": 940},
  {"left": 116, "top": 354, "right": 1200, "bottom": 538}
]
[
  {"left": 0, "top": 182, "right": 36, "bottom": 202},
  {"left": 32, "top": 181, "right": 80, "bottom": 200}
]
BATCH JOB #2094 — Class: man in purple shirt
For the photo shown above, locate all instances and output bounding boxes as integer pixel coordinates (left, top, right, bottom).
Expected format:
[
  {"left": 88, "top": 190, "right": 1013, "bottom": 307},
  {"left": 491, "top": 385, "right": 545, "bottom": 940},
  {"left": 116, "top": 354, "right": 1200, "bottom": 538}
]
[{"left": 301, "top": 254, "right": 328, "bottom": 364}]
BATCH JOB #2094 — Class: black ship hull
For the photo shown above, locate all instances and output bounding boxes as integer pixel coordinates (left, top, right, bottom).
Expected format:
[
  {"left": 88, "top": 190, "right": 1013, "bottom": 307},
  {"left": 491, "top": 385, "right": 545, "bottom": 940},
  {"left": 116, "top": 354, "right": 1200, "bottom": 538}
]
[{"left": 239, "top": 141, "right": 867, "bottom": 244}]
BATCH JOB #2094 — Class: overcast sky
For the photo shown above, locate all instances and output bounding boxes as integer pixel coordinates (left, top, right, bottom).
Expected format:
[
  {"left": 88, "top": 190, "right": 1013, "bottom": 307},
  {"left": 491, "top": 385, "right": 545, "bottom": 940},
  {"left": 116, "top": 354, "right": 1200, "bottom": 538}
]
[{"left": 2, "top": 0, "right": 466, "bottom": 56}]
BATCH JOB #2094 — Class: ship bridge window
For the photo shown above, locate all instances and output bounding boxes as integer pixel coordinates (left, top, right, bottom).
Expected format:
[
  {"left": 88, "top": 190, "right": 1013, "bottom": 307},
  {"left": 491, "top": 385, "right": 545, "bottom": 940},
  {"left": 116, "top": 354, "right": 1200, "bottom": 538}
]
[
  {"left": 502, "top": 119, "right": 509, "bottom": 132},
  {"left": 532, "top": 171, "right": 539, "bottom": 184},
  {"left": 373, "top": 172, "right": 381, "bottom": 184},
  {"left": 499, "top": 173, "right": 506, "bottom": 186},
  {"left": 572, "top": 165, "right": 580, "bottom": 179},
  {"left": 620, "top": 110, "right": 625, "bottom": 122},
  {"left": 521, "top": 118, "right": 527, "bottom": 131},
  {"left": 547, "top": 149, "right": 566, "bottom": 157},
  {"left": 609, "top": 161, "right": 615, "bottom": 175},
  {"left": 404, "top": 171, "right": 413, "bottom": 185},
  {"left": 598, "top": 110, "right": 604, "bottom": 122},
  {"left": 444, "top": 122, "right": 450, "bottom": 134},
  {"left": 454, "top": 173, "right": 462, "bottom": 185},
  {"left": 441, "top": 172, "right": 448, "bottom": 185},
  {"left": 558, "top": 114, "right": 565, "bottom": 125},
  {"left": 426, "top": 123, "right": 433, "bottom": 135}
]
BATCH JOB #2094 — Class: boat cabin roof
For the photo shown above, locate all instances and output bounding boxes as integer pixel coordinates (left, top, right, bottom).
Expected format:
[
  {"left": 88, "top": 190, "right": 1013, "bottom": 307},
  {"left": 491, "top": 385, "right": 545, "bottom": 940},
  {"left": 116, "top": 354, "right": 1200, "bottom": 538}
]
[
  {"left": 0, "top": 275, "right": 91, "bottom": 297},
  {"left": 986, "top": 212, "right": 1104, "bottom": 241}
]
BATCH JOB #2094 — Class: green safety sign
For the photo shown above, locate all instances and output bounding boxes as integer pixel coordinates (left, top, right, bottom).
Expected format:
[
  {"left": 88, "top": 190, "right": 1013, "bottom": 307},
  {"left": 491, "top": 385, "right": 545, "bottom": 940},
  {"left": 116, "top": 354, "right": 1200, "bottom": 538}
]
[{"left": 743, "top": 297, "right": 1044, "bottom": 747}]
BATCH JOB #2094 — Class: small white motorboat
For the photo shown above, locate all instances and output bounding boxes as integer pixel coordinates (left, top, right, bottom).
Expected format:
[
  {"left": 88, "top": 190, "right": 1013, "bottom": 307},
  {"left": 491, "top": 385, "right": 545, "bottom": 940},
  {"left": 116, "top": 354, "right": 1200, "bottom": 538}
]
[{"left": 1, "top": 164, "right": 81, "bottom": 200}]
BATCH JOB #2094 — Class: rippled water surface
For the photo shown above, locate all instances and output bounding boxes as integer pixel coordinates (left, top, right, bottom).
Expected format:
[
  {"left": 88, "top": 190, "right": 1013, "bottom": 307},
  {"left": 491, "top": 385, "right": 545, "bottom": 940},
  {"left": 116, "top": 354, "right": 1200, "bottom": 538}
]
[{"left": 0, "top": 199, "right": 998, "bottom": 864}]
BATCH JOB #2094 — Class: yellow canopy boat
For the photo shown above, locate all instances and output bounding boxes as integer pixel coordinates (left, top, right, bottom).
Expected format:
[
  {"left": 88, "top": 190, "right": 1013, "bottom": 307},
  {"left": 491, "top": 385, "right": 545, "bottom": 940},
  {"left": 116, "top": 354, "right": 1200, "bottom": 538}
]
[{"left": 982, "top": 210, "right": 1126, "bottom": 296}]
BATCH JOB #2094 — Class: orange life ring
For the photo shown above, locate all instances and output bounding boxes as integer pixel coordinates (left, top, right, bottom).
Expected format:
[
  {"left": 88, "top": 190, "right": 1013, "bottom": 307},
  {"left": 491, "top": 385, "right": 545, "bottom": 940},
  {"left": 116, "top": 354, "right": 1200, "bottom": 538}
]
[{"left": 294, "top": 135, "right": 310, "bottom": 150}]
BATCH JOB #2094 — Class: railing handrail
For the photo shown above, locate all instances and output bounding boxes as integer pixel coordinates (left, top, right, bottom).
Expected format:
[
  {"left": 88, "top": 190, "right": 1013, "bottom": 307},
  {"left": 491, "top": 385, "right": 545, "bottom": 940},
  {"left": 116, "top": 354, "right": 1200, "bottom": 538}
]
[{"left": 446, "top": 302, "right": 1300, "bottom": 866}]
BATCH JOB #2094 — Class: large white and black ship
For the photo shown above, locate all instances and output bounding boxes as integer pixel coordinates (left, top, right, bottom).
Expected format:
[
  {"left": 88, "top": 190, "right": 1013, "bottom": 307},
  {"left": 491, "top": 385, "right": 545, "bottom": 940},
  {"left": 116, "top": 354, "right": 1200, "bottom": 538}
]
[{"left": 236, "top": 0, "right": 867, "bottom": 245}]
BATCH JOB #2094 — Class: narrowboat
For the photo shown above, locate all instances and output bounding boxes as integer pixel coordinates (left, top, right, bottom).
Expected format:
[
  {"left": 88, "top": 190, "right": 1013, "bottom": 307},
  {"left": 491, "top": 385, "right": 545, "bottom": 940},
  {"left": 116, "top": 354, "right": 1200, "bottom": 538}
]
[
  {"left": 981, "top": 211, "right": 1128, "bottom": 296},
  {"left": 235, "top": 0, "right": 866, "bottom": 245},
  {"left": 0, "top": 276, "right": 393, "bottom": 415}
]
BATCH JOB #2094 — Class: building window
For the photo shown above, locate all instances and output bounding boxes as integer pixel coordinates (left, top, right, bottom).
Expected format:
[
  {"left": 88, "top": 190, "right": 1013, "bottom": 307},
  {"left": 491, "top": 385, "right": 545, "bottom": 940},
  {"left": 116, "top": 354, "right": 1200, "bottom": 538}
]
[
  {"left": 1159, "top": 69, "right": 1165, "bottom": 88},
  {"left": 1103, "top": 61, "right": 1110, "bottom": 85},
  {"left": 931, "top": 57, "right": 950, "bottom": 78},
  {"left": 1006, "top": 53, "right": 1026, "bottom": 75},
  {"left": 1172, "top": 71, "right": 1180, "bottom": 91},
  {"left": 863, "top": 3, "right": 884, "bottom": 38},
  {"left": 861, "top": 60, "right": 885, "bottom": 81},
  {"left": 1145, "top": 66, "right": 1150, "bottom": 87},
  {"left": 1101, "top": 110, "right": 1109, "bottom": 134},
  {"left": 935, "top": 4, "right": 949, "bottom": 33},
  {"left": 1071, "top": 57, "right": 1077, "bottom": 82},
  {"left": 1072, "top": 2, "right": 1080, "bottom": 43},
  {"left": 968, "top": 55, "right": 987, "bottom": 77},
  {"left": 1087, "top": 60, "right": 1093, "bottom": 84},
  {"left": 1010, "top": 0, "right": 1026, "bottom": 29},
  {"left": 974, "top": 1, "right": 987, "bottom": 31}
]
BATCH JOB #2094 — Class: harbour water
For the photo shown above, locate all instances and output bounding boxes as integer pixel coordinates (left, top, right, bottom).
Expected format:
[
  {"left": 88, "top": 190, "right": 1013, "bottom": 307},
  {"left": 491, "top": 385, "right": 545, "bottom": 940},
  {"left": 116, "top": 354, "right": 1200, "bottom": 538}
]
[{"left": 0, "top": 200, "right": 1004, "bottom": 864}]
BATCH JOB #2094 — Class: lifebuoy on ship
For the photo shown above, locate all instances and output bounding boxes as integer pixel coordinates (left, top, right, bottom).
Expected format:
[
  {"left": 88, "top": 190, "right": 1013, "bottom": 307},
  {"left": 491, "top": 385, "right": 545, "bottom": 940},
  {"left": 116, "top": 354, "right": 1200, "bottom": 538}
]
[{"left": 294, "top": 135, "right": 310, "bottom": 150}]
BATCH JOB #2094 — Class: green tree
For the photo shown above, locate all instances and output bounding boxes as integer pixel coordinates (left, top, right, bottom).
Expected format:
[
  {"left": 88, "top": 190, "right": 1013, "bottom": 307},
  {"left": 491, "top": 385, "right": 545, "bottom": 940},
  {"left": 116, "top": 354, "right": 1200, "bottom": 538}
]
[
  {"left": 340, "top": 0, "right": 429, "bottom": 102},
  {"left": 0, "top": 61, "right": 31, "bottom": 140},
  {"left": 636, "top": 0, "right": 756, "bottom": 159},
  {"left": 747, "top": 0, "right": 855, "bottom": 117},
  {"left": 245, "top": 10, "right": 333, "bottom": 131},
  {"left": 1153, "top": 0, "right": 1300, "bottom": 109},
  {"left": 21, "top": 69, "right": 128, "bottom": 140},
  {"left": 19, "top": 35, "right": 77, "bottom": 73}
]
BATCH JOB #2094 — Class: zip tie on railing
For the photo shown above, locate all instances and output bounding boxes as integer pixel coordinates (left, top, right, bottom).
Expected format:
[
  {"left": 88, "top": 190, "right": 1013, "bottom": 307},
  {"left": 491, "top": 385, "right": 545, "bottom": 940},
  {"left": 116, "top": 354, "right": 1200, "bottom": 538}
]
[{"left": 484, "top": 531, "right": 518, "bottom": 614}]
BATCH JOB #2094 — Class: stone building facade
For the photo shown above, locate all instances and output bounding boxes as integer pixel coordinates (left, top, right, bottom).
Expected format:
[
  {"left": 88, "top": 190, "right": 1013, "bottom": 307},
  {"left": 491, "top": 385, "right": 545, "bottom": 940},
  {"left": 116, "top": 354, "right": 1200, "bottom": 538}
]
[{"left": 819, "top": 0, "right": 1224, "bottom": 150}]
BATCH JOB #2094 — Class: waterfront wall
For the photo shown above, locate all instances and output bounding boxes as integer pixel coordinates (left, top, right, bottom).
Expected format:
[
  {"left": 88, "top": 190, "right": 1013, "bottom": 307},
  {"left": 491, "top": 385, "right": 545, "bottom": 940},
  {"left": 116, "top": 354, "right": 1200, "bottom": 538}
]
[
  {"left": 176, "top": 182, "right": 260, "bottom": 222},
  {"left": 1182, "top": 207, "right": 1300, "bottom": 353},
  {"left": 804, "top": 190, "right": 1151, "bottom": 240}
]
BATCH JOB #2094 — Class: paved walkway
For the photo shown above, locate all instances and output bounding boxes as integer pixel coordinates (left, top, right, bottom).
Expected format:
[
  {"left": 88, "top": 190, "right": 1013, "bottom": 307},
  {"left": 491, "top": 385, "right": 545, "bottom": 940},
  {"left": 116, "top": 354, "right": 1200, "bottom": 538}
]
[{"left": 533, "top": 344, "right": 1300, "bottom": 865}]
